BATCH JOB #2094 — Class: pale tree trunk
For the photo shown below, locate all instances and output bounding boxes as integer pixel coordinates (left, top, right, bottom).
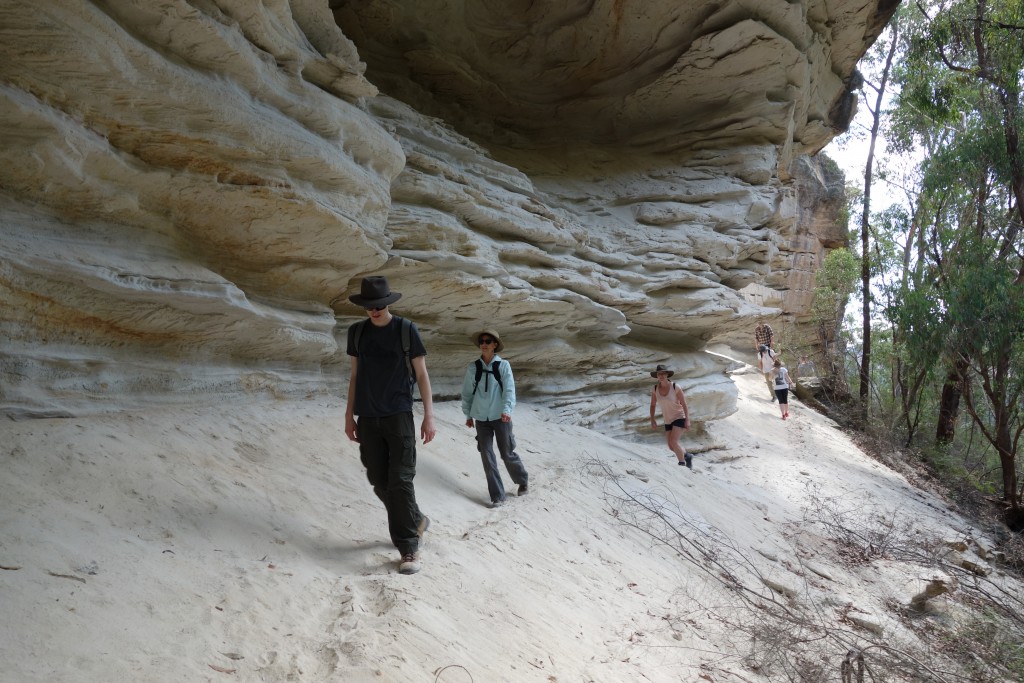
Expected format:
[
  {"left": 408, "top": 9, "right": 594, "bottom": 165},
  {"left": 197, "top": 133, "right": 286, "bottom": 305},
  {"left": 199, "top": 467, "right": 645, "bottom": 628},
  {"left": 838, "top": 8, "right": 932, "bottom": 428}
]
[{"left": 858, "top": 23, "right": 899, "bottom": 423}]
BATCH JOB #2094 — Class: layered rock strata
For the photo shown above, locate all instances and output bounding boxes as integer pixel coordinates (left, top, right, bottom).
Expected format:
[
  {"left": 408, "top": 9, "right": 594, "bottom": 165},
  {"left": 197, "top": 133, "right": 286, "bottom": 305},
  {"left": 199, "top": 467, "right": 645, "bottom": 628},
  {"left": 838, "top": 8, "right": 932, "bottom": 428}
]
[{"left": 0, "top": 0, "right": 884, "bottom": 425}]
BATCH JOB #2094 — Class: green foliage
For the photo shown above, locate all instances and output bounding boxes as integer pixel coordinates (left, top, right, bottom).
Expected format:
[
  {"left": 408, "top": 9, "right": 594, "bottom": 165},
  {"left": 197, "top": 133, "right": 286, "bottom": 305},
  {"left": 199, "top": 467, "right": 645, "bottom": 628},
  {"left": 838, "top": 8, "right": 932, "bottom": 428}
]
[
  {"left": 889, "top": 278, "right": 942, "bottom": 356},
  {"left": 893, "top": 0, "right": 1024, "bottom": 186},
  {"left": 817, "top": 152, "right": 842, "bottom": 177},
  {"left": 811, "top": 248, "right": 858, "bottom": 325},
  {"left": 871, "top": 205, "right": 911, "bottom": 275},
  {"left": 946, "top": 243, "right": 1024, "bottom": 359},
  {"left": 855, "top": 0, "right": 1024, "bottom": 505}
]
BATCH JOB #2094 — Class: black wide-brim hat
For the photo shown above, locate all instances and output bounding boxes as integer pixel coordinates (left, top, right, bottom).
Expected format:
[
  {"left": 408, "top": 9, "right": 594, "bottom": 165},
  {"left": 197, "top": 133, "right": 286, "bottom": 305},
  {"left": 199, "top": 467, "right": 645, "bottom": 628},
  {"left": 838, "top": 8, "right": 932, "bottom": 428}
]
[
  {"left": 348, "top": 276, "right": 402, "bottom": 308},
  {"left": 650, "top": 364, "right": 674, "bottom": 378}
]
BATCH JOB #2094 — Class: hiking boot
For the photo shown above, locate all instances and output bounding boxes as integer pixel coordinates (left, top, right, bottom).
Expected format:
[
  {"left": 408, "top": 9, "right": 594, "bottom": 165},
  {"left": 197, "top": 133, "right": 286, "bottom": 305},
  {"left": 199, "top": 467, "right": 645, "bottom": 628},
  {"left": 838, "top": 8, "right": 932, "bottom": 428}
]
[
  {"left": 684, "top": 453, "right": 693, "bottom": 469},
  {"left": 517, "top": 484, "right": 528, "bottom": 497},
  {"left": 417, "top": 515, "right": 431, "bottom": 537},
  {"left": 399, "top": 552, "right": 421, "bottom": 575},
  {"left": 490, "top": 498, "right": 506, "bottom": 508}
]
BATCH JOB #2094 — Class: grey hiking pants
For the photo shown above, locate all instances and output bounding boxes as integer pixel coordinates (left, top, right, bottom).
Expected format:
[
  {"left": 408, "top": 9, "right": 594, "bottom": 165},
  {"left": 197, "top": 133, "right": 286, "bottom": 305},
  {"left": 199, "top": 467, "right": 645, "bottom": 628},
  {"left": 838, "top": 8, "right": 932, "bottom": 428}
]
[{"left": 475, "top": 419, "right": 528, "bottom": 504}]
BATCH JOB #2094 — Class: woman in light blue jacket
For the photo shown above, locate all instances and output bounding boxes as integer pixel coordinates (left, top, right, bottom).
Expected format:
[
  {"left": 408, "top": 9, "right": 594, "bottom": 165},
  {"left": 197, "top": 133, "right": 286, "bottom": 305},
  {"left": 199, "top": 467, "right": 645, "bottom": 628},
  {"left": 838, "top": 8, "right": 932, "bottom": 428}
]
[{"left": 461, "top": 329, "right": 529, "bottom": 508}]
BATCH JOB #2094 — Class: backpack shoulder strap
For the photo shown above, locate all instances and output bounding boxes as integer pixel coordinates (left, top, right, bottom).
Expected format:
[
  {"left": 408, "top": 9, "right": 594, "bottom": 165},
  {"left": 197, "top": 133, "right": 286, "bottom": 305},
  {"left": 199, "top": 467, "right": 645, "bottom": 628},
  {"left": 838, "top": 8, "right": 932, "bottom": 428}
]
[
  {"left": 472, "top": 359, "right": 505, "bottom": 394},
  {"left": 396, "top": 316, "right": 414, "bottom": 383},
  {"left": 352, "top": 319, "right": 368, "bottom": 353},
  {"left": 491, "top": 360, "right": 504, "bottom": 393},
  {"left": 472, "top": 359, "right": 484, "bottom": 394}
]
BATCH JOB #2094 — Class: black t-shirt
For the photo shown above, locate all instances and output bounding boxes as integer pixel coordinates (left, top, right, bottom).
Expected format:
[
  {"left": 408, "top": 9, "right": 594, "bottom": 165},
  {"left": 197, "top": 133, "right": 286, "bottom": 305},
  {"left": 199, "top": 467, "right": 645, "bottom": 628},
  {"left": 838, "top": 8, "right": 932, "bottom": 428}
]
[{"left": 347, "top": 317, "right": 427, "bottom": 418}]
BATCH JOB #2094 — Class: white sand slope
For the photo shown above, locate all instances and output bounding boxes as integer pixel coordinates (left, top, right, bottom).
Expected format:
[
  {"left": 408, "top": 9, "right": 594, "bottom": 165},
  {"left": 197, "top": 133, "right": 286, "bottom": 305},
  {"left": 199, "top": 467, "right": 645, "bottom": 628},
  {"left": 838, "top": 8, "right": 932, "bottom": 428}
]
[{"left": 0, "top": 355, "right": 1010, "bottom": 682}]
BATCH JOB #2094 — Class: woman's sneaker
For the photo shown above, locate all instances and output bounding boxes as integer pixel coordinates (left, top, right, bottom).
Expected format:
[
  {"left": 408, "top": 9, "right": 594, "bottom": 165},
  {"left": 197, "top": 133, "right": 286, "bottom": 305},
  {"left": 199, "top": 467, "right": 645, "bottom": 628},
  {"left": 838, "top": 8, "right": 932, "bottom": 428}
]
[{"left": 399, "top": 552, "right": 421, "bottom": 575}]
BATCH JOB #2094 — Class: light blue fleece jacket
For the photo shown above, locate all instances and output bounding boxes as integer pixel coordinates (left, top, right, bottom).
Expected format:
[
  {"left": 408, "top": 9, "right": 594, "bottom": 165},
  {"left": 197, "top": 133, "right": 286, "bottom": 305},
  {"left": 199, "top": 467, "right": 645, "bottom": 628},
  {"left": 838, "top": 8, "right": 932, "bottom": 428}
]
[{"left": 461, "top": 354, "right": 516, "bottom": 421}]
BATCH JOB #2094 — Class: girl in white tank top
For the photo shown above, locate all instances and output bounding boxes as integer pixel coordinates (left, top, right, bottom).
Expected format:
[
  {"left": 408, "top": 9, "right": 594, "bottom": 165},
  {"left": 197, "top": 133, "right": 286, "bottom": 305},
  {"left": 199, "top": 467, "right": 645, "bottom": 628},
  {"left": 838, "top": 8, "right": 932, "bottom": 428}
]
[{"left": 648, "top": 365, "right": 692, "bottom": 469}]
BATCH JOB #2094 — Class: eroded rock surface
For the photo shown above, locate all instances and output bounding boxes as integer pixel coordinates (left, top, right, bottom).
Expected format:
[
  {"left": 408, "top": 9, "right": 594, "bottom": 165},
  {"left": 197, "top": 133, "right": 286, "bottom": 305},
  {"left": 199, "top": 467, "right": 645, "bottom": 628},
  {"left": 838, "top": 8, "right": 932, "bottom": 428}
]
[
  {"left": 0, "top": 0, "right": 887, "bottom": 425},
  {"left": 332, "top": 0, "right": 892, "bottom": 158}
]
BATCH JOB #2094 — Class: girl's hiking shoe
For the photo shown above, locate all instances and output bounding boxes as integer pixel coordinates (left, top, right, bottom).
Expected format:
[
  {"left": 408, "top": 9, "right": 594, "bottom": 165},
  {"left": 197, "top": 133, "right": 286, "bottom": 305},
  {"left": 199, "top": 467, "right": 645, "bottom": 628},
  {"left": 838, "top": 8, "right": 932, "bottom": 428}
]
[{"left": 399, "top": 552, "right": 421, "bottom": 575}]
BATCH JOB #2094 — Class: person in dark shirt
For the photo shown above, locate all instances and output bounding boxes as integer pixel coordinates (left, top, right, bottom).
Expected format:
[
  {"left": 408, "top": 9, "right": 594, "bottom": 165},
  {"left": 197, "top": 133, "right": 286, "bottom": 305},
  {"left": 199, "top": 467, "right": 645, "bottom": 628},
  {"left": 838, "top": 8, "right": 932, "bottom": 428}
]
[{"left": 344, "top": 276, "right": 435, "bottom": 575}]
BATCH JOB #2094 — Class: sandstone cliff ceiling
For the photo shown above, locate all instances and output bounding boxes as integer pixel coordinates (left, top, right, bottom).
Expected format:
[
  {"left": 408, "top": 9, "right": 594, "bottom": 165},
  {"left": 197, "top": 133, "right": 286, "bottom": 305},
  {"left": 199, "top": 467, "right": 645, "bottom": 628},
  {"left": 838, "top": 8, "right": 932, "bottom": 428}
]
[
  {"left": 331, "top": 0, "right": 894, "bottom": 153},
  {"left": 0, "top": 1, "right": 887, "bottom": 423}
]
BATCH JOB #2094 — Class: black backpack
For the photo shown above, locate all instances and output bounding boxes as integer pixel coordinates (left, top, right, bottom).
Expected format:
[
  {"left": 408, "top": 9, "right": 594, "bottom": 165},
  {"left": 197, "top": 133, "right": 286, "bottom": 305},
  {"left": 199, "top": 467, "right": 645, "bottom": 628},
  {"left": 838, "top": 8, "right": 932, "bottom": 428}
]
[
  {"left": 352, "top": 316, "right": 415, "bottom": 386},
  {"left": 472, "top": 359, "right": 504, "bottom": 395}
]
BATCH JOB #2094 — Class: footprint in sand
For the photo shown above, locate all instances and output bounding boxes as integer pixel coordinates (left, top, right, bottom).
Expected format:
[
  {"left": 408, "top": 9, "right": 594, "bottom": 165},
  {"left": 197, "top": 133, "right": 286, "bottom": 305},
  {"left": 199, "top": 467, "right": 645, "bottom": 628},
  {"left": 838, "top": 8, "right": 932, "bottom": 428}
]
[
  {"left": 326, "top": 580, "right": 398, "bottom": 667},
  {"left": 253, "top": 647, "right": 339, "bottom": 680},
  {"left": 234, "top": 441, "right": 269, "bottom": 464}
]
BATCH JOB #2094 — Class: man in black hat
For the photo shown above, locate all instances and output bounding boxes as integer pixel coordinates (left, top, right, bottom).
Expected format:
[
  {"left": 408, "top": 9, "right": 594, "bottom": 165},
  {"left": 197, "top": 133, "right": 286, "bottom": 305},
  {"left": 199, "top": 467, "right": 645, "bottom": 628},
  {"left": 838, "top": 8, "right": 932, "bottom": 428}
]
[{"left": 344, "top": 275, "right": 436, "bottom": 575}]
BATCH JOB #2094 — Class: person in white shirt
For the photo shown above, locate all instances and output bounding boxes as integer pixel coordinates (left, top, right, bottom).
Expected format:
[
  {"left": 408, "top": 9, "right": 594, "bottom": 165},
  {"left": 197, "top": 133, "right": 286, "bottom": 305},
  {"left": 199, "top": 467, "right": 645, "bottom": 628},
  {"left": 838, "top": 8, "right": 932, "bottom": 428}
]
[
  {"left": 648, "top": 365, "right": 692, "bottom": 469},
  {"left": 772, "top": 358, "right": 794, "bottom": 420},
  {"left": 758, "top": 344, "right": 778, "bottom": 401}
]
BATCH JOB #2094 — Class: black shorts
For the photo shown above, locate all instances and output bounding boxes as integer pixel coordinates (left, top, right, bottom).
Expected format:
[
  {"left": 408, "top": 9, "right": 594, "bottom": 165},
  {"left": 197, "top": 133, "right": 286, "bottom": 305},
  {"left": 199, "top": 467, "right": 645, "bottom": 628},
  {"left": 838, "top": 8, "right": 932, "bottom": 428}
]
[{"left": 664, "top": 418, "right": 687, "bottom": 431}]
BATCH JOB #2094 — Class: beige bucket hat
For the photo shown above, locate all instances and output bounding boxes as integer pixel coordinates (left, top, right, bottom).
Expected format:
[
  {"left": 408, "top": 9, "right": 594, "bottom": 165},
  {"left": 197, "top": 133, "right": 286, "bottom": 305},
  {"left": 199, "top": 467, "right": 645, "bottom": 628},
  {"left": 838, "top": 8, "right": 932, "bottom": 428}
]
[{"left": 470, "top": 329, "right": 504, "bottom": 353}]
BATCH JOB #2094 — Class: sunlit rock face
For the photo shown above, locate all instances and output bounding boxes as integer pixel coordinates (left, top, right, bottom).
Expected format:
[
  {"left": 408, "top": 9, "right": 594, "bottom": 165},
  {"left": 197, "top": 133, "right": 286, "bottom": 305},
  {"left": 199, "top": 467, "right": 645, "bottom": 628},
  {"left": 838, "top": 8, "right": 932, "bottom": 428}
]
[
  {"left": 1, "top": 0, "right": 398, "bottom": 417},
  {"left": 0, "top": 0, "right": 888, "bottom": 426}
]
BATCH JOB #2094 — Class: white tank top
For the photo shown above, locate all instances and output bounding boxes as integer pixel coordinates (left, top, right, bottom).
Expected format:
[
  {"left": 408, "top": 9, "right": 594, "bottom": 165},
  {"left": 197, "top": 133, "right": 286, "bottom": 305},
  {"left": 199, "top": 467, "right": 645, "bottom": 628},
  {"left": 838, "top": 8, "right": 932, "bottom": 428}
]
[{"left": 654, "top": 382, "right": 686, "bottom": 422}]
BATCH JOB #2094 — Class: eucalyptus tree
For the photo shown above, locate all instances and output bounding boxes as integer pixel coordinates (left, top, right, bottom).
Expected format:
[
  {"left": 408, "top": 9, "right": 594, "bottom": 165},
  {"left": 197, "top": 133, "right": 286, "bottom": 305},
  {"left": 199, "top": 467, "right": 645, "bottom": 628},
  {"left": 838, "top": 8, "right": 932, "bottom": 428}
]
[
  {"left": 888, "top": 0, "right": 1024, "bottom": 509},
  {"left": 854, "top": 18, "right": 901, "bottom": 423}
]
